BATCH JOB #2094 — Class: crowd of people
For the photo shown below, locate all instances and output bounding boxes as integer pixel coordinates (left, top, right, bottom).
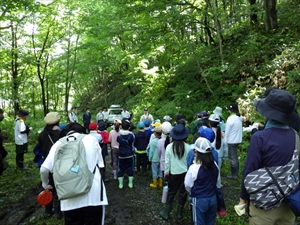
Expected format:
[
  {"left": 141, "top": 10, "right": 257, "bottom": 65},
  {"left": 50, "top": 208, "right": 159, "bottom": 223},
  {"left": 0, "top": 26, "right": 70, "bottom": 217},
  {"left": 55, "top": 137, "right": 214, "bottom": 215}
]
[{"left": 4, "top": 87, "right": 299, "bottom": 225}]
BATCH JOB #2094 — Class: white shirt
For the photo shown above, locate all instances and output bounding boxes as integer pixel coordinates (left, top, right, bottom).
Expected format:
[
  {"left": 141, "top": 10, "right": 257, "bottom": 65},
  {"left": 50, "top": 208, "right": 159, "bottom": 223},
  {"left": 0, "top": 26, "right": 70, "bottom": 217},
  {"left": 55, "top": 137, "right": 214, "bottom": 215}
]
[
  {"left": 96, "top": 112, "right": 104, "bottom": 122},
  {"left": 225, "top": 114, "right": 243, "bottom": 144},
  {"left": 68, "top": 112, "right": 78, "bottom": 123},
  {"left": 14, "top": 118, "right": 28, "bottom": 145},
  {"left": 140, "top": 113, "right": 154, "bottom": 124},
  {"left": 102, "top": 111, "right": 109, "bottom": 120},
  {"left": 89, "top": 131, "right": 103, "bottom": 144},
  {"left": 121, "top": 110, "right": 130, "bottom": 119},
  {"left": 41, "top": 133, "right": 108, "bottom": 211}
]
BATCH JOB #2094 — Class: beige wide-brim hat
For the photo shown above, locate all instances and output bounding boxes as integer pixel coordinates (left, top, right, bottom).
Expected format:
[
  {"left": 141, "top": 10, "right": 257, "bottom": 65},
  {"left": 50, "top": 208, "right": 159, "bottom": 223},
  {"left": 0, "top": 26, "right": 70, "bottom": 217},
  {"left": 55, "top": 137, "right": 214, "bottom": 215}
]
[{"left": 44, "top": 112, "right": 61, "bottom": 125}]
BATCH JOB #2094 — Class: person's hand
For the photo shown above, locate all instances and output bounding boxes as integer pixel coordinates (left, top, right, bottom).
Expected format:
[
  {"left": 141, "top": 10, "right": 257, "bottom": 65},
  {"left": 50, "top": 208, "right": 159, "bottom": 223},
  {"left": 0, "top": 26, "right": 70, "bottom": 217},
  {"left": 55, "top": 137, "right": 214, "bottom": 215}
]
[
  {"left": 164, "top": 173, "right": 169, "bottom": 182},
  {"left": 42, "top": 183, "right": 53, "bottom": 190},
  {"left": 234, "top": 198, "right": 247, "bottom": 216}
]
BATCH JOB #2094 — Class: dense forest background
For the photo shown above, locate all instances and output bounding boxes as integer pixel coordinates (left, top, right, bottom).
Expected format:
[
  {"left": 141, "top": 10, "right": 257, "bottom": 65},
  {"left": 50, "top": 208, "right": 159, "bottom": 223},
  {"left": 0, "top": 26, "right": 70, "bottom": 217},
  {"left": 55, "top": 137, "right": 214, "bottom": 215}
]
[{"left": 0, "top": 0, "right": 300, "bottom": 125}]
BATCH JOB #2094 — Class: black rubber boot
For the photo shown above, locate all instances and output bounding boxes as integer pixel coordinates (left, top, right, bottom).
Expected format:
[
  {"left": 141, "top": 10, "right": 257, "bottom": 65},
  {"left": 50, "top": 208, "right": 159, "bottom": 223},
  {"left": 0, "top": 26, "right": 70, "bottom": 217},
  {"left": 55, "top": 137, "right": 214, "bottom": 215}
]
[
  {"left": 176, "top": 204, "right": 184, "bottom": 219},
  {"left": 159, "top": 204, "right": 172, "bottom": 220}
]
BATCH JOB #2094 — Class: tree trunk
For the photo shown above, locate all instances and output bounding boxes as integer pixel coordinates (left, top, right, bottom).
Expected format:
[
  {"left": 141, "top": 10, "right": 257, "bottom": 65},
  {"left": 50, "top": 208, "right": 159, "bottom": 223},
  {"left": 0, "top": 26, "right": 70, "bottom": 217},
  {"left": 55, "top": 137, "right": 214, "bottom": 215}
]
[
  {"left": 249, "top": 0, "right": 259, "bottom": 27},
  {"left": 265, "top": 0, "right": 278, "bottom": 32},
  {"left": 10, "top": 22, "right": 20, "bottom": 114}
]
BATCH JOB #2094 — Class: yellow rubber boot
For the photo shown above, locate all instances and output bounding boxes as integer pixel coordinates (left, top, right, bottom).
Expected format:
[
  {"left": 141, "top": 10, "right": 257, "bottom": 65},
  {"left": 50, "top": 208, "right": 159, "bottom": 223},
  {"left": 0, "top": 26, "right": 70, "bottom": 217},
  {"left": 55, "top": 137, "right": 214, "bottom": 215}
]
[
  {"left": 158, "top": 177, "right": 163, "bottom": 187},
  {"left": 150, "top": 179, "right": 158, "bottom": 188}
]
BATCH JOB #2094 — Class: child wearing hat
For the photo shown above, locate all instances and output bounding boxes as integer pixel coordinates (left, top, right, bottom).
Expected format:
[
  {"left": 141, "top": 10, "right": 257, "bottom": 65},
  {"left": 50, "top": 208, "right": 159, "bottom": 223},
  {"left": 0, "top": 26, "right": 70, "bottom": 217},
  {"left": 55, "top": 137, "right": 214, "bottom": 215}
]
[
  {"left": 38, "top": 111, "right": 63, "bottom": 219},
  {"left": 14, "top": 109, "right": 31, "bottom": 169},
  {"left": 208, "top": 114, "right": 228, "bottom": 170},
  {"left": 149, "top": 125, "right": 163, "bottom": 188},
  {"left": 97, "top": 121, "right": 109, "bottom": 182},
  {"left": 117, "top": 119, "right": 135, "bottom": 189},
  {"left": 160, "top": 123, "right": 190, "bottom": 220},
  {"left": 134, "top": 121, "right": 150, "bottom": 176},
  {"left": 88, "top": 122, "right": 102, "bottom": 144},
  {"left": 184, "top": 137, "right": 221, "bottom": 225},
  {"left": 158, "top": 122, "right": 173, "bottom": 178}
]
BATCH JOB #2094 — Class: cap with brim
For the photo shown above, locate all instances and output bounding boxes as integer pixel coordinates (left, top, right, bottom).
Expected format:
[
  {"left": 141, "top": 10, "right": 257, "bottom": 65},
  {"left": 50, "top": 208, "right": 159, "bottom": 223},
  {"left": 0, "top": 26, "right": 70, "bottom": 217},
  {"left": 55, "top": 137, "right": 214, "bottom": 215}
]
[
  {"left": 89, "top": 122, "right": 97, "bottom": 130},
  {"left": 151, "top": 122, "right": 162, "bottom": 127},
  {"left": 18, "top": 109, "right": 29, "bottom": 118},
  {"left": 226, "top": 103, "right": 239, "bottom": 113},
  {"left": 254, "top": 89, "right": 298, "bottom": 125},
  {"left": 144, "top": 108, "right": 148, "bottom": 111},
  {"left": 163, "top": 115, "right": 172, "bottom": 121},
  {"left": 194, "top": 137, "right": 212, "bottom": 153},
  {"left": 98, "top": 121, "right": 106, "bottom": 130},
  {"left": 137, "top": 121, "right": 145, "bottom": 129},
  {"left": 199, "top": 126, "right": 215, "bottom": 143},
  {"left": 170, "top": 124, "right": 189, "bottom": 140},
  {"left": 209, "top": 114, "right": 220, "bottom": 123},
  {"left": 143, "top": 119, "right": 150, "bottom": 127}
]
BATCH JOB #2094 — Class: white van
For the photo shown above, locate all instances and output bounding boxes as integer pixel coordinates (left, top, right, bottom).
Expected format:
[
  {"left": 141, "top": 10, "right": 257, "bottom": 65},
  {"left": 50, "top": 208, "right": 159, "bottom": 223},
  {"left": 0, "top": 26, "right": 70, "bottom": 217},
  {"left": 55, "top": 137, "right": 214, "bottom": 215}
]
[{"left": 107, "top": 104, "right": 123, "bottom": 125}]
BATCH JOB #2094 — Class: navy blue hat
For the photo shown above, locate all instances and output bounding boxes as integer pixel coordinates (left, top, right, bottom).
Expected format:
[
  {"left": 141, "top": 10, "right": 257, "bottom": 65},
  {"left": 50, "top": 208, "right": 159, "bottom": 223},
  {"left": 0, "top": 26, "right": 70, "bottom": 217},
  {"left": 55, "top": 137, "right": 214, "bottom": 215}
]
[
  {"left": 98, "top": 121, "right": 106, "bottom": 131},
  {"left": 254, "top": 89, "right": 298, "bottom": 125},
  {"left": 170, "top": 124, "right": 189, "bottom": 140}
]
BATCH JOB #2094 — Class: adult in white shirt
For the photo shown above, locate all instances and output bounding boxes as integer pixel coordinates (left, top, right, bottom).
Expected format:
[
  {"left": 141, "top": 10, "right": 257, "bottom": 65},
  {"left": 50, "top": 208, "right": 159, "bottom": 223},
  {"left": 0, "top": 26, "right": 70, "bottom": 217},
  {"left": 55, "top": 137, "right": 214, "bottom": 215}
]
[
  {"left": 225, "top": 103, "right": 243, "bottom": 179},
  {"left": 40, "top": 123, "right": 108, "bottom": 225},
  {"left": 140, "top": 108, "right": 154, "bottom": 124},
  {"left": 68, "top": 107, "right": 78, "bottom": 123},
  {"left": 102, "top": 107, "right": 109, "bottom": 123},
  {"left": 121, "top": 106, "right": 131, "bottom": 120},
  {"left": 96, "top": 108, "right": 104, "bottom": 123}
]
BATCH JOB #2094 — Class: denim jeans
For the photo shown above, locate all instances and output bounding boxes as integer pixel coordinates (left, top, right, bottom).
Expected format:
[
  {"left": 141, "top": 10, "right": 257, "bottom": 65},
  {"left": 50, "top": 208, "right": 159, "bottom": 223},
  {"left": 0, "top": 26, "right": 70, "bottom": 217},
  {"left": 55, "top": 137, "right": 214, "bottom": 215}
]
[
  {"left": 191, "top": 195, "right": 217, "bottom": 225},
  {"left": 151, "top": 162, "right": 162, "bottom": 179}
]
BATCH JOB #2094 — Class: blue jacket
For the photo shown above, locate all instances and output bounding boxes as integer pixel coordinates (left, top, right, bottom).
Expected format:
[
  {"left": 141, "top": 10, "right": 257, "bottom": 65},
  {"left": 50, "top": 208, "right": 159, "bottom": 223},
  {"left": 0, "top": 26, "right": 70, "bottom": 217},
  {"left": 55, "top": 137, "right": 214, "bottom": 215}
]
[
  {"left": 117, "top": 132, "right": 134, "bottom": 158},
  {"left": 134, "top": 131, "right": 149, "bottom": 152}
]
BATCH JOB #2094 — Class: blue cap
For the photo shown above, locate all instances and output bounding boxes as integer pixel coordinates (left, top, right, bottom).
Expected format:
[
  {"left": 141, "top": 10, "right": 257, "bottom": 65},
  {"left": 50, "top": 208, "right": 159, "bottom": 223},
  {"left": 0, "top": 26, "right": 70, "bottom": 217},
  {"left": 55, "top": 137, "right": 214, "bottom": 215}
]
[
  {"left": 143, "top": 119, "right": 150, "bottom": 127},
  {"left": 199, "top": 126, "right": 215, "bottom": 142},
  {"left": 137, "top": 122, "right": 145, "bottom": 129}
]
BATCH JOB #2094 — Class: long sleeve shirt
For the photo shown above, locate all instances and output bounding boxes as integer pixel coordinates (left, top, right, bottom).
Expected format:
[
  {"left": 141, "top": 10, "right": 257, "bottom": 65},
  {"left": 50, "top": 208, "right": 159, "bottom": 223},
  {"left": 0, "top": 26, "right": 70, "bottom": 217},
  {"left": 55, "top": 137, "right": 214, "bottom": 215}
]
[
  {"left": 108, "top": 129, "right": 120, "bottom": 149},
  {"left": 165, "top": 142, "right": 190, "bottom": 175},
  {"left": 240, "top": 127, "right": 296, "bottom": 200},
  {"left": 225, "top": 114, "right": 242, "bottom": 144}
]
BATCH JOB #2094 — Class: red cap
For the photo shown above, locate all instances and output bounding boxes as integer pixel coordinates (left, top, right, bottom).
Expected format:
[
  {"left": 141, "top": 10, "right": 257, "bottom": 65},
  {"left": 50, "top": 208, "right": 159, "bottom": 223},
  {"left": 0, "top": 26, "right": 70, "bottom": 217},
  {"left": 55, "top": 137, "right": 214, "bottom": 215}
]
[{"left": 89, "top": 122, "right": 97, "bottom": 130}]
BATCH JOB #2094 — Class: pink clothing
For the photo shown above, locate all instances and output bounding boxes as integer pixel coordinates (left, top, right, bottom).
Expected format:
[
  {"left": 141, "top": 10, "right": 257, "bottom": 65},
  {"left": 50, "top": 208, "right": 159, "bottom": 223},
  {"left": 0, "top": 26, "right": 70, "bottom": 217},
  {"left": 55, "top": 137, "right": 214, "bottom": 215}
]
[{"left": 109, "top": 130, "right": 120, "bottom": 149}]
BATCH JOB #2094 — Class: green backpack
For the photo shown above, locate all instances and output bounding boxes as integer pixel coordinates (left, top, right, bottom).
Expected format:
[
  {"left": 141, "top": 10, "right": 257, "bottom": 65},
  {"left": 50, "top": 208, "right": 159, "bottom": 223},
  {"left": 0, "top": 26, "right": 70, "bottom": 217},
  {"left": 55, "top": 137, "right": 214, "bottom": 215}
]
[{"left": 53, "top": 134, "right": 95, "bottom": 200}]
